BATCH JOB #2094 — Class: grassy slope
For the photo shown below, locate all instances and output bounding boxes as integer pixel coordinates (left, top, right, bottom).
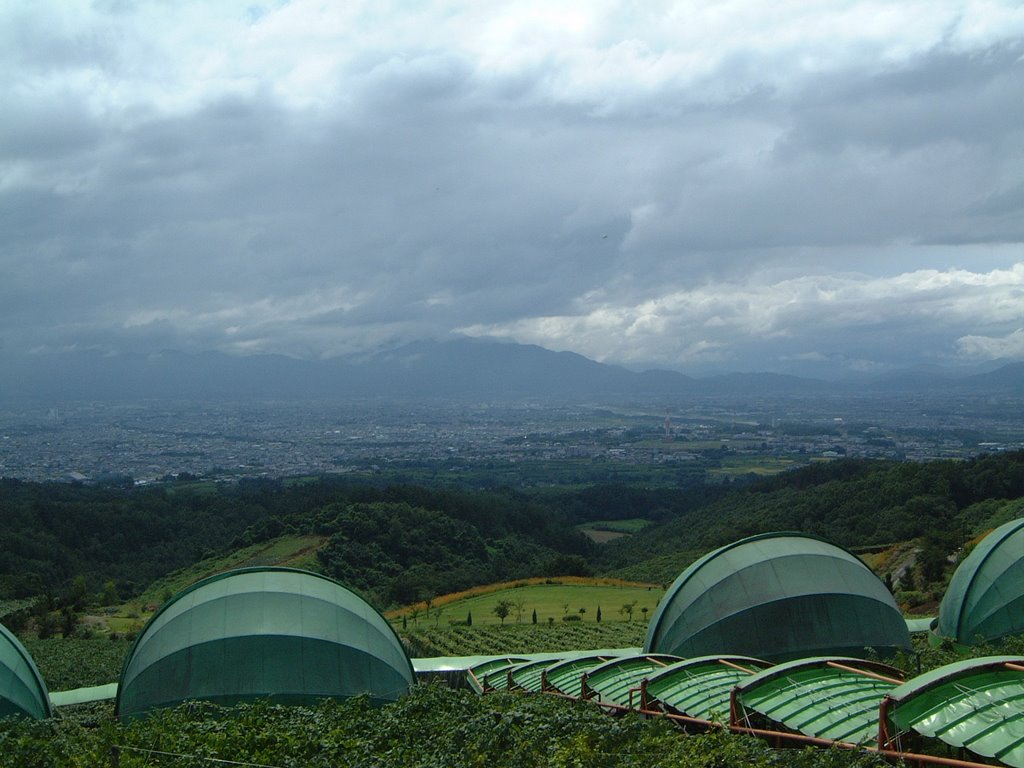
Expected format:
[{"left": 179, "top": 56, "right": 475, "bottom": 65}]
[
  {"left": 75, "top": 535, "right": 329, "bottom": 637},
  {"left": 135, "top": 534, "right": 327, "bottom": 607}
]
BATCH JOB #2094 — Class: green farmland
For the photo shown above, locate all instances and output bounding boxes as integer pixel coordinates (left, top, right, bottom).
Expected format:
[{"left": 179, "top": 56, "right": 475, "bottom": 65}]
[{"left": 392, "top": 582, "right": 663, "bottom": 628}]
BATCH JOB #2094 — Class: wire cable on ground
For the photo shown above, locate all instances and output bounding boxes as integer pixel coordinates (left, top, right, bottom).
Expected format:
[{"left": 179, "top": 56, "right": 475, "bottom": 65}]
[{"left": 112, "top": 744, "right": 288, "bottom": 768}]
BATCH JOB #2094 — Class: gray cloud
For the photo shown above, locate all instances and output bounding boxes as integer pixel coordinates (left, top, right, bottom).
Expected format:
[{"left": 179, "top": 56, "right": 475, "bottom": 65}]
[{"left": 2, "top": 2, "right": 1023, "bottom": 375}]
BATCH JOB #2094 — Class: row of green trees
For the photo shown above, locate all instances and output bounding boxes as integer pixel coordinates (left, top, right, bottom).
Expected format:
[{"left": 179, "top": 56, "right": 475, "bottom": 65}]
[{"left": 2, "top": 451, "right": 1022, "bottom": 611}]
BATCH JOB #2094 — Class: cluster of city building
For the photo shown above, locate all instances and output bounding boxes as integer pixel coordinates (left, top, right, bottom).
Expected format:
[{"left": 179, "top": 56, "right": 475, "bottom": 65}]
[{"left": 1, "top": 394, "right": 1021, "bottom": 484}]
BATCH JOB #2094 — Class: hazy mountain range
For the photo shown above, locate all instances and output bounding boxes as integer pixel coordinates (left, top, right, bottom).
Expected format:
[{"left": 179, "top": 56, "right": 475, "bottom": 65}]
[{"left": 1, "top": 339, "right": 1022, "bottom": 403}]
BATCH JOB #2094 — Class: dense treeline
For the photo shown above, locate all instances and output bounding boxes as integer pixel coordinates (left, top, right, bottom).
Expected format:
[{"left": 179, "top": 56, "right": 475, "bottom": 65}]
[
  {"left": 2, "top": 451, "right": 1022, "bottom": 606},
  {"left": 229, "top": 482, "right": 597, "bottom": 604},
  {"left": 0, "top": 477, "right": 595, "bottom": 605},
  {"left": 0, "top": 479, "right": 270, "bottom": 599},
  {"left": 599, "top": 451, "right": 1024, "bottom": 582}
]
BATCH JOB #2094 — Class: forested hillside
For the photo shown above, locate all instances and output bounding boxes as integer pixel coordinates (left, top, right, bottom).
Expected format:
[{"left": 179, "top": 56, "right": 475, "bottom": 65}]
[
  {"left": 599, "top": 452, "right": 1024, "bottom": 583},
  {"left": 0, "top": 479, "right": 270, "bottom": 599},
  {"left": 1, "top": 451, "right": 1022, "bottom": 609},
  {"left": 0, "top": 478, "right": 595, "bottom": 606}
]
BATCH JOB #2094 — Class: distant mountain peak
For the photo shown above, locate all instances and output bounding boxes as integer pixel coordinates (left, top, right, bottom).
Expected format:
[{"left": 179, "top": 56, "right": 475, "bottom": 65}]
[{"left": 1, "top": 339, "right": 1021, "bottom": 403}]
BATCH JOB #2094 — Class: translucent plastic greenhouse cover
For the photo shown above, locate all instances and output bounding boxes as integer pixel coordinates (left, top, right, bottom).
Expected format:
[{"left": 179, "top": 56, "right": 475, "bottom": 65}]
[
  {"left": 465, "top": 657, "right": 528, "bottom": 694},
  {"left": 885, "top": 655, "right": 1024, "bottom": 768},
  {"left": 644, "top": 655, "right": 771, "bottom": 723},
  {"left": 543, "top": 655, "right": 618, "bottom": 698},
  {"left": 937, "top": 517, "right": 1024, "bottom": 644},
  {"left": 735, "top": 657, "right": 903, "bottom": 745},
  {"left": 0, "top": 622, "right": 51, "bottom": 720},
  {"left": 581, "top": 654, "right": 680, "bottom": 707},
  {"left": 117, "top": 568, "right": 415, "bottom": 718},
  {"left": 645, "top": 532, "right": 911, "bottom": 661}
]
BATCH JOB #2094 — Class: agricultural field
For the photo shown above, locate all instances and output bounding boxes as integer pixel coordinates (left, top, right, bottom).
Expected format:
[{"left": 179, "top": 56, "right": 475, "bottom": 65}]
[
  {"left": 705, "top": 456, "right": 799, "bottom": 478},
  {"left": 400, "top": 621, "right": 650, "bottom": 657},
  {"left": 23, "top": 637, "right": 129, "bottom": 692},
  {"left": 0, "top": 683, "right": 884, "bottom": 768},
  {"left": 577, "top": 518, "right": 652, "bottom": 542},
  {"left": 0, "top": 598, "right": 37, "bottom": 621},
  {"left": 580, "top": 518, "right": 652, "bottom": 533},
  {"left": 65, "top": 535, "right": 331, "bottom": 638},
  {"left": 388, "top": 579, "right": 663, "bottom": 628}
]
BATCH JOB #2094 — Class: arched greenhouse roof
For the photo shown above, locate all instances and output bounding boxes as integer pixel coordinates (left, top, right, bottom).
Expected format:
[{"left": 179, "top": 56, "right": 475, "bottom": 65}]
[
  {"left": 466, "top": 657, "right": 528, "bottom": 694},
  {"left": 543, "top": 654, "right": 620, "bottom": 698},
  {"left": 0, "top": 622, "right": 51, "bottom": 720},
  {"left": 644, "top": 655, "right": 771, "bottom": 723},
  {"left": 116, "top": 567, "right": 415, "bottom": 719},
  {"left": 580, "top": 654, "right": 680, "bottom": 707},
  {"left": 937, "top": 517, "right": 1024, "bottom": 645},
  {"left": 508, "top": 658, "right": 566, "bottom": 693},
  {"left": 644, "top": 532, "right": 911, "bottom": 661},
  {"left": 883, "top": 656, "right": 1024, "bottom": 767},
  {"left": 735, "top": 657, "right": 904, "bottom": 746}
]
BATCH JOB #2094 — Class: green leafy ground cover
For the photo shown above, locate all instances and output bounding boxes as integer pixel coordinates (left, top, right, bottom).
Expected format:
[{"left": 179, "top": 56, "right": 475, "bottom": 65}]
[
  {"left": 10, "top": 628, "right": 1024, "bottom": 768},
  {"left": 0, "top": 684, "right": 888, "bottom": 768},
  {"left": 22, "top": 638, "right": 131, "bottom": 693}
]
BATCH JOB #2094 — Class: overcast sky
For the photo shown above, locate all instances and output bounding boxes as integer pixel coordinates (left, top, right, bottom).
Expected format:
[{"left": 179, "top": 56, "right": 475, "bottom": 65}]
[{"left": 2, "top": 1, "right": 1023, "bottom": 376}]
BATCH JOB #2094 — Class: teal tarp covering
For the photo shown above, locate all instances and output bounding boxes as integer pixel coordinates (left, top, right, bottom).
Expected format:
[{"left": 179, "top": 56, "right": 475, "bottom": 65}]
[
  {"left": 905, "top": 617, "right": 934, "bottom": 634},
  {"left": 937, "top": 517, "right": 1024, "bottom": 644},
  {"left": 645, "top": 532, "right": 911, "bottom": 661},
  {"left": 645, "top": 655, "right": 770, "bottom": 722},
  {"left": 544, "top": 655, "right": 620, "bottom": 697},
  {"left": 886, "top": 656, "right": 1024, "bottom": 767},
  {"left": 736, "top": 657, "right": 903, "bottom": 745},
  {"left": 0, "top": 622, "right": 51, "bottom": 719},
  {"left": 582, "top": 654, "right": 680, "bottom": 707},
  {"left": 49, "top": 683, "right": 119, "bottom": 707},
  {"left": 117, "top": 568, "right": 415, "bottom": 718}
]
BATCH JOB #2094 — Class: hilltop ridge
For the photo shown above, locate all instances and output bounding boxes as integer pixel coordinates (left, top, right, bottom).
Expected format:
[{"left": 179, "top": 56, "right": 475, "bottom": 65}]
[{"left": 3, "top": 339, "right": 1023, "bottom": 402}]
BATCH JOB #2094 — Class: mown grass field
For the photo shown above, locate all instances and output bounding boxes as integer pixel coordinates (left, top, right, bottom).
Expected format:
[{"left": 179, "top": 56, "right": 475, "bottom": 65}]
[
  {"left": 388, "top": 580, "right": 663, "bottom": 628},
  {"left": 576, "top": 517, "right": 652, "bottom": 533},
  {"left": 706, "top": 456, "right": 799, "bottom": 478},
  {"left": 577, "top": 518, "right": 653, "bottom": 542}
]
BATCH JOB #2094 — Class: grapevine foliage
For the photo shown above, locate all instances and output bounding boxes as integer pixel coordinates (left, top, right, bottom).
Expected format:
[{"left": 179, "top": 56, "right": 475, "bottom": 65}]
[
  {"left": 0, "top": 685, "right": 887, "bottom": 768},
  {"left": 402, "top": 622, "right": 648, "bottom": 657}
]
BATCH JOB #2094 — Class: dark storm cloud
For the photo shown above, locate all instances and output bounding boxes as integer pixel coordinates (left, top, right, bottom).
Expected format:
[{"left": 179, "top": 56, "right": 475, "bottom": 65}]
[{"left": 1, "top": 2, "right": 1023, "bottom": 374}]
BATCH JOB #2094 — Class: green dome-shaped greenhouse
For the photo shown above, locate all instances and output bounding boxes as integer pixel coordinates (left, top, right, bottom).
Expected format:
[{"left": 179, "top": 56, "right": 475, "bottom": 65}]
[
  {"left": 116, "top": 567, "right": 415, "bottom": 719},
  {"left": 936, "top": 517, "right": 1024, "bottom": 645},
  {"left": 0, "top": 622, "right": 51, "bottom": 720},
  {"left": 644, "top": 532, "right": 911, "bottom": 661}
]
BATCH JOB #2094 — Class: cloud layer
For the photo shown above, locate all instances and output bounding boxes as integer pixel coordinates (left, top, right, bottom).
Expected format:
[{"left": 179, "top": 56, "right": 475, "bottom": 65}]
[{"left": 2, "top": 1, "right": 1023, "bottom": 375}]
